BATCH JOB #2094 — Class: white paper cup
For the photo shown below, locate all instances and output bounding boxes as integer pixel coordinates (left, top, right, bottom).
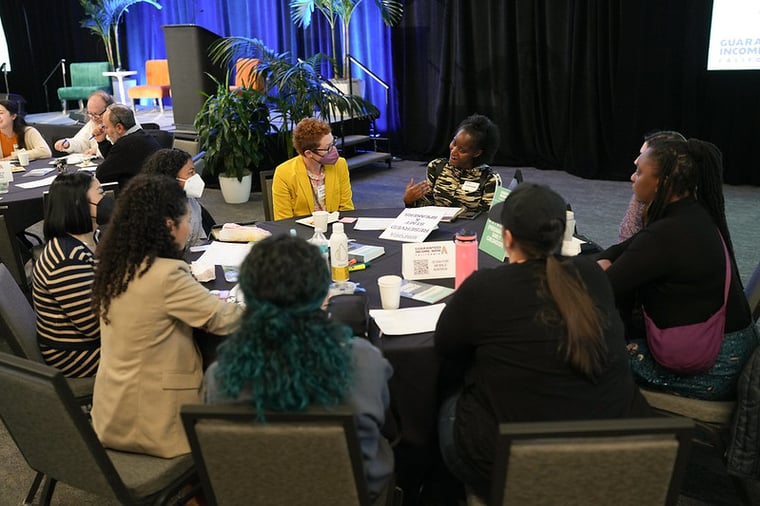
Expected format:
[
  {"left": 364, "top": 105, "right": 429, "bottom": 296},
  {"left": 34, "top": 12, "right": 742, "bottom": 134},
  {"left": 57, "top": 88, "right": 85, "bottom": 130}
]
[
  {"left": 312, "top": 210, "right": 329, "bottom": 232},
  {"left": 377, "top": 275, "right": 402, "bottom": 310},
  {"left": 17, "top": 151, "right": 30, "bottom": 166}
]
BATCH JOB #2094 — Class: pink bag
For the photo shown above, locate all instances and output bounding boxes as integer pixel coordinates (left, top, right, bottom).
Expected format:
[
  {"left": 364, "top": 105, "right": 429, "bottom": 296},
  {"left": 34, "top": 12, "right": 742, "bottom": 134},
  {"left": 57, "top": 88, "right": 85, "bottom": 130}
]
[{"left": 643, "top": 238, "right": 730, "bottom": 374}]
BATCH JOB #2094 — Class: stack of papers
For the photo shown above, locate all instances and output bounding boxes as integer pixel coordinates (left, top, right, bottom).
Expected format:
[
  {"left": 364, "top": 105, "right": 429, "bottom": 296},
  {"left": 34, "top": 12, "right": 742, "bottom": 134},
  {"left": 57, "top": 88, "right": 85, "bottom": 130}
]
[{"left": 369, "top": 303, "right": 446, "bottom": 336}]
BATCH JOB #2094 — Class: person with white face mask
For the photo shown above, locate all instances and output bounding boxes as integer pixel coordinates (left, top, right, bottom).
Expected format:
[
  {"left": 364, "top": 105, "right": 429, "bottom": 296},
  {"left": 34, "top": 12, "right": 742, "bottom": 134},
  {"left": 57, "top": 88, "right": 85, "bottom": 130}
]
[
  {"left": 272, "top": 117, "right": 354, "bottom": 220},
  {"left": 142, "top": 148, "right": 209, "bottom": 246}
]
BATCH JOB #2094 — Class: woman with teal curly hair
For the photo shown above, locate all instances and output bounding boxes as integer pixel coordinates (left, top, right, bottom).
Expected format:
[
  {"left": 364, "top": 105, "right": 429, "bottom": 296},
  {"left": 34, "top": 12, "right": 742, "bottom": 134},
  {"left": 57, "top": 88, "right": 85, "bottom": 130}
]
[{"left": 204, "top": 234, "right": 394, "bottom": 499}]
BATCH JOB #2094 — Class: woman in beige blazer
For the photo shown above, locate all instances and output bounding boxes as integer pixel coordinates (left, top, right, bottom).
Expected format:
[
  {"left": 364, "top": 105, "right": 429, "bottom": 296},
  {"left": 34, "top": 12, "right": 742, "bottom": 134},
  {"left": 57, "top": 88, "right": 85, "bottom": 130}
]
[{"left": 91, "top": 174, "right": 243, "bottom": 458}]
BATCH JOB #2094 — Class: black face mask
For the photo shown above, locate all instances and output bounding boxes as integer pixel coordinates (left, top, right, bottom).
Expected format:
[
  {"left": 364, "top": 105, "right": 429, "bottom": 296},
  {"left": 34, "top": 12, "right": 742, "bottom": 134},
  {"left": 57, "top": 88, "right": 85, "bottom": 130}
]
[{"left": 90, "top": 194, "right": 115, "bottom": 226}]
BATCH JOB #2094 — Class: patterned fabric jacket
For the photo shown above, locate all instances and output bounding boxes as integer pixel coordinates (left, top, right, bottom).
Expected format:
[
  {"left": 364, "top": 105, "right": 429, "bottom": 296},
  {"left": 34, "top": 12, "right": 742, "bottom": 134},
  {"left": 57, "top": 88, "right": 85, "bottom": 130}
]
[{"left": 412, "top": 158, "right": 500, "bottom": 212}]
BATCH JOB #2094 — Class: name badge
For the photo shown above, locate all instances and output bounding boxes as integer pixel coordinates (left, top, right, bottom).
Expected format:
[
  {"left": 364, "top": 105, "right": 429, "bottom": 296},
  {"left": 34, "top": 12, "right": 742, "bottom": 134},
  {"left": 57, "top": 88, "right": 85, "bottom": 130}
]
[{"left": 461, "top": 180, "right": 480, "bottom": 193}]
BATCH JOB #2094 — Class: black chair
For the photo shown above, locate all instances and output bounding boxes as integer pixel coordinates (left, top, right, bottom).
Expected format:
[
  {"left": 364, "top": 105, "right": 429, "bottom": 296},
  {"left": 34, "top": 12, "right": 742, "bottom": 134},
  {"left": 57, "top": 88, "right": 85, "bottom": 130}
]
[
  {"left": 181, "top": 403, "right": 401, "bottom": 506},
  {"left": 0, "top": 353, "right": 196, "bottom": 505},
  {"left": 0, "top": 263, "right": 95, "bottom": 405},
  {"left": 468, "top": 417, "right": 694, "bottom": 506},
  {"left": 745, "top": 259, "right": 760, "bottom": 323},
  {"left": 0, "top": 208, "right": 31, "bottom": 295},
  {"left": 145, "top": 128, "right": 175, "bottom": 149},
  {"left": 259, "top": 169, "right": 275, "bottom": 221}
]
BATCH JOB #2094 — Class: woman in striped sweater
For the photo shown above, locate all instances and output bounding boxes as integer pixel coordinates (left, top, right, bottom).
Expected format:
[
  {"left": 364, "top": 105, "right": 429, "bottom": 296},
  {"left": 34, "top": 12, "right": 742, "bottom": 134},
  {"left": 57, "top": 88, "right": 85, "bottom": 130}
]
[{"left": 32, "top": 172, "right": 104, "bottom": 377}]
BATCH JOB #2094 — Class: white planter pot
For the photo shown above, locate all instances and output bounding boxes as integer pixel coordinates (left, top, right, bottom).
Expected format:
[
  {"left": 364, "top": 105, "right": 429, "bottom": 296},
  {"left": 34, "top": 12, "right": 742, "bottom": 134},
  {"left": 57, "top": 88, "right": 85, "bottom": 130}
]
[{"left": 218, "top": 173, "right": 252, "bottom": 204}]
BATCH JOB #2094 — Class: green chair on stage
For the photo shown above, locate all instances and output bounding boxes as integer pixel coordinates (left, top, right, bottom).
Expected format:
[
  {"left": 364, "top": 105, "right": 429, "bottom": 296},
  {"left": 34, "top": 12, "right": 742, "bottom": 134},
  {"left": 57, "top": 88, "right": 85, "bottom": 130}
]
[{"left": 56, "top": 62, "right": 112, "bottom": 114}]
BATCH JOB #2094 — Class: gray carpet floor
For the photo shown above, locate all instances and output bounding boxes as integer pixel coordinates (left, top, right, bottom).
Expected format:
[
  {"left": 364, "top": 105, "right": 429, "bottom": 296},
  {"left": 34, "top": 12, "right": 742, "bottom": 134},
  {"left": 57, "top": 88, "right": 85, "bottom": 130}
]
[{"left": 2, "top": 159, "right": 758, "bottom": 505}]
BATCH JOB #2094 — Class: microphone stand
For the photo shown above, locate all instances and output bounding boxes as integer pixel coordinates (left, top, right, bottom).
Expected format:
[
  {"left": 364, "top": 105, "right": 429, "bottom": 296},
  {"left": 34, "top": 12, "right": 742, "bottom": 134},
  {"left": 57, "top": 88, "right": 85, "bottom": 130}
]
[
  {"left": 42, "top": 59, "right": 66, "bottom": 113},
  {"left": 1, "top": 64, "right": 9, "bottom": 99}
]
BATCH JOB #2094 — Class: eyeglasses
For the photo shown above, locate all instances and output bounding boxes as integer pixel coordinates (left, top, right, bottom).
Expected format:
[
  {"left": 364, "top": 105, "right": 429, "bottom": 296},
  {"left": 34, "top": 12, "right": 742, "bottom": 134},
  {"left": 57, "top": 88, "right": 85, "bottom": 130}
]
[
  {"left": 87, "top": 109, "right": 107, "bottom": 120},
  {"left": 313, "top": 142, "right": 337, "bottom": 153}
]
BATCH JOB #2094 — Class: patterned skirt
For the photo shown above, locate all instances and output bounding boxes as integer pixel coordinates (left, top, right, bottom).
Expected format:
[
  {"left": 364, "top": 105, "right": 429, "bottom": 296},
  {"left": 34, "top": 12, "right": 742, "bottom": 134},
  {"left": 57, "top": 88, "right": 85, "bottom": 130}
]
[{"left": 629, "top": 322, "right": 760, "bottom": 401}]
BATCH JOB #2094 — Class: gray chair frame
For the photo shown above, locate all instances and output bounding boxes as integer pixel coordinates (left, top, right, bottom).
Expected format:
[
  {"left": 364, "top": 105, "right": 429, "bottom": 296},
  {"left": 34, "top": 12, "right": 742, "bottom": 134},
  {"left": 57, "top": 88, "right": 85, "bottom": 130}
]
[
  {"left": 181, "top": 403, "right": 398, "bottom": 506},
  {"left": 481, "top": 417, "right": 694, "bottom": 506},
  {"left": 259, "top": 169, "right": 275, "bottom": 221},
  {"left": 0, "top": 263, "right": 94, "bottom": 404},
  {"left": 0, "top": 353, "right": 196, "bottom": 505},
  {"left": 745, "top": 259, "right": 760, "bottom": 323}
]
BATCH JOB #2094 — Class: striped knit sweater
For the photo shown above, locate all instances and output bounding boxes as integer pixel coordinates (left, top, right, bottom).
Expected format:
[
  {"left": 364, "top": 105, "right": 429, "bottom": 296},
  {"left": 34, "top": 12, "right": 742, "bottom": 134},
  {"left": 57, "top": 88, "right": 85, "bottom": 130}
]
[{"left": 32, "top": 235, "right": 100, "bottom": 377}]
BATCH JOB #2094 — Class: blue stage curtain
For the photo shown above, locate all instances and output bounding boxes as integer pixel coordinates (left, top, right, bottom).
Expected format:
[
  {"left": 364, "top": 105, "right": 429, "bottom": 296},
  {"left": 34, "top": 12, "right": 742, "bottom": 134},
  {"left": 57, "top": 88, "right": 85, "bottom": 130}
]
[{"left": 123, "top": 0, "right": 397, "bottom": 133}]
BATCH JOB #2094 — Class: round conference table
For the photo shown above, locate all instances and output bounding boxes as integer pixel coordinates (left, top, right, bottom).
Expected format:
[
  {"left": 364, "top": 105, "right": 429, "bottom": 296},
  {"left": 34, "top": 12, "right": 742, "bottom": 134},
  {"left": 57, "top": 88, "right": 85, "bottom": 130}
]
[{"left": 205, "top": 208, "right": 502, "bottom": 450}]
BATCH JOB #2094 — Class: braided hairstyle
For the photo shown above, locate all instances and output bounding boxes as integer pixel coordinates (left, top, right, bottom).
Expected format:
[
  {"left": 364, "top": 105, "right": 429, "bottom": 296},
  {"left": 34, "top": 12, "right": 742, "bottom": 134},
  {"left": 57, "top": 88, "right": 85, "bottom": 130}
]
[
  {"left": 213, "top": 235, "right": 353, "bottom": 418},
  {"left": 91, "top": 174, "right": 188, "bottom": 324},
  {"left": 644, "top": 138, "right": 734, "bottom": 259}
]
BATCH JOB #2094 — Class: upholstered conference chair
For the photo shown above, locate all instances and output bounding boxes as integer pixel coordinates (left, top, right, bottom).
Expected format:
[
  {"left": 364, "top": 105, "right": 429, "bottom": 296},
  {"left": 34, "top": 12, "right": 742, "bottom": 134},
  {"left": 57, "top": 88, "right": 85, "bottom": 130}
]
[
  {"left": 230, "top": 58, "right": 263, "bottom": 92},
  {"left": 468, "top": 417, "right": 694, "bottom": 506},
  {"left": 0, "top": 353, "right": 196, "bottom": 505},
  {"left": 56, "top": 62, "right": 112, "bottom": 114},
  {"left": 127, "top": 59, "right": 171, "bottom": 112},
  {"left": 181, "top": 403, "right": 400, "bottom": 506}
]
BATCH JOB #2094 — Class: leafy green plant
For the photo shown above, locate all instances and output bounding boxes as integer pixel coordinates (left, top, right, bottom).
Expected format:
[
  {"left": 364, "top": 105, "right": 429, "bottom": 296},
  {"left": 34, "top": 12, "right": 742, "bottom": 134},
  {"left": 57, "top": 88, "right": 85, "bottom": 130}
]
[
  {"left": 79, "top": 0, "right": 162, "bottom": 70},
  {"left": 208, "top": 37, "right": 379, "bottom": 156},
  {"left": 194, "top": 76, "right": 274, "bottom": 181},
  {"left": 289, "top": 0, "right": 403, "bottom": 79}
]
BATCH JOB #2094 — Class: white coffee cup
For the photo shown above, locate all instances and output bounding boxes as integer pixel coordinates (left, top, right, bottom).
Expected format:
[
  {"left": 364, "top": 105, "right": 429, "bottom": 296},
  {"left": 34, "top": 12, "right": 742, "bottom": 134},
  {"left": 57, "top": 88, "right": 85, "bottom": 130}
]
[
  {"left": 17, "top": 150, "right": 30, "bottom": 167},
  {"left": 377, "top": 275, "right": 402, "bottom": 310},
  {"left": 312, "top": 210, "right": 329, "bottom": 232}
]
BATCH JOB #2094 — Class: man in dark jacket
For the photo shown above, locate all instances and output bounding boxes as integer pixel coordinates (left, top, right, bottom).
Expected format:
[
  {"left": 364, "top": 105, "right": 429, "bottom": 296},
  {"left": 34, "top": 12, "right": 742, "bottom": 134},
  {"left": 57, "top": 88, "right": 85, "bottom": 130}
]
[{"left": 94, "top": 104, "right": 161, "bottom": 188}]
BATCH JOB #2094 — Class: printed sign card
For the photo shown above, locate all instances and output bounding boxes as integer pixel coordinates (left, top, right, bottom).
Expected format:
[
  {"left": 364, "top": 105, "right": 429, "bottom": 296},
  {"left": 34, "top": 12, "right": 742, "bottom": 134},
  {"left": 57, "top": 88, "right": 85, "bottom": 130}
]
[
  {"left": 379, "top": 207, "right": 447, "bottom": 243},
  {"left": 401, "top": 240, "right": 456, "bottom": 280},
  {"left": 479, "top": 185, "right": 511, "bottom": 261}
]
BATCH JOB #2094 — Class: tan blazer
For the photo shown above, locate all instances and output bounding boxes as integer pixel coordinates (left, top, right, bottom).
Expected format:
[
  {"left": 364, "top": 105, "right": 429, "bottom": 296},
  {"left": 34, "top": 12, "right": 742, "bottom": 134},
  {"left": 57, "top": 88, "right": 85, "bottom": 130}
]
[
  {"left": 272, "top": 155, "right": 354, "bottom": 220},
  {"left": 91, "top": 258, "right": 243, "bottom": 458}
]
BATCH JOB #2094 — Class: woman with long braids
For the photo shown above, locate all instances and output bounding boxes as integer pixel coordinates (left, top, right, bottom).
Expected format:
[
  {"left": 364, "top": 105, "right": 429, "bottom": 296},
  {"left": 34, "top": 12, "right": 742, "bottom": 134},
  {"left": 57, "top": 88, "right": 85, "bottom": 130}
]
[
  {"left": 436, "top": 184, "right": 650, "bottom": 501},
  {"left": 598, "top": 138, "right": 758, "bottom": 400},
  {"left": 204, "top": 235, "right": 394, "bottom": 500},
  {"left": 90, "top": 174, "right": 243, "bottom": 459}
]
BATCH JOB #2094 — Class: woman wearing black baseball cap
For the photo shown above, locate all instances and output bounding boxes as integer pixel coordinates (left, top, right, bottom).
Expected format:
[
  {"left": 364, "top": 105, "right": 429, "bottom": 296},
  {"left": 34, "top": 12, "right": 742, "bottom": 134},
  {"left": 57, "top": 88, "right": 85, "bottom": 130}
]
[{"left": 435, "top": 183, "right": 650, "bottom": 501}]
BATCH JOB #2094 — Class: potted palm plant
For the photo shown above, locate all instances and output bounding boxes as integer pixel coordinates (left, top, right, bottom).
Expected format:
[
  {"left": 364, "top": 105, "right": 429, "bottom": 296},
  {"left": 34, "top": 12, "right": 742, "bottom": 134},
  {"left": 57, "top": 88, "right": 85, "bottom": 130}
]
[
  {"left": 208, "top": 37, "right": 379, "bottom": 158},
  {"left": 79, "top": 0, "right": 162, "bottom": 70},
  {"left": 289, "top": 0, "right": 403, "bottom": 92},
  {"left": 194, "top": 76, "right": 275, "bottom": 204}
]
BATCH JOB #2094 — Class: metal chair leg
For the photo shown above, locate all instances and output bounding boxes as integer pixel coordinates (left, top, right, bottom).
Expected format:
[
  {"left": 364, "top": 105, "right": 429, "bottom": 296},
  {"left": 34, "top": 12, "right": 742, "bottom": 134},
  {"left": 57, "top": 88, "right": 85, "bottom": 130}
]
[{"left": 22, "top": 471, "right": 45, "bottom": 505}]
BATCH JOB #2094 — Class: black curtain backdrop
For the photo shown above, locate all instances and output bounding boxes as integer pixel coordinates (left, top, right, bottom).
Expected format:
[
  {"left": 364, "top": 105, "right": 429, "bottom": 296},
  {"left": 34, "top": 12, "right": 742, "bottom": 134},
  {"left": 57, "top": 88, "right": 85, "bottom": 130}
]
[
  {"left": 2, "top": 0, "right": 759, "bottom": 184},
  {"left": 395, "top": 0, "right": 760, "bottom": 185}
]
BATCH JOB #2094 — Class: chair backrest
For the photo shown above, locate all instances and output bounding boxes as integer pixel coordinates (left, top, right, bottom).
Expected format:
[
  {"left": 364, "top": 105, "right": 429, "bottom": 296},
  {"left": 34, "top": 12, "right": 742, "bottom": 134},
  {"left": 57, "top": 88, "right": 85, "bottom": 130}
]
[
  {"left": 0, "top": 209, "right": 30, "bottom": 293},
  {"left": 234, "top": 58, "right": 263, "bottom": 90},
  {"left": 145, "top": 129, "right": 175, "bottom": 149},
  {"left": 181, "top": 403, "right": 371, "bottom": 506},
  {"left": 490, "top": 417, "right": 694, "bottom": 506},
  {"left": 69, "top": 62, "right": 112, "bottom": 88},
  {"left": 145, "top": 59, "right": 170, "bottom": 86},
  {"left": 0, "top": 353, "right": 133, "bottom": 502},
  {"left": 259, "top": 169, "right": 275, "bottom": 221},
  {"left": 745, "top": 259, "right": 760, "bottom": 323},
  {"left": 174, "top": 137, "right": 200, "bottom": 157},
  {"left": 0, "top": 264, "right": 42, "bottom": 362}
]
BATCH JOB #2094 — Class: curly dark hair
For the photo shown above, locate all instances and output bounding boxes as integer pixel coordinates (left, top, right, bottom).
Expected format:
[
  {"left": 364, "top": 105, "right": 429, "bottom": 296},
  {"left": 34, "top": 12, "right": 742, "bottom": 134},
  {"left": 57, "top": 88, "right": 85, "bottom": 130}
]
[
  {"left": 213, "top": 234, "right": 353, "bottom": 417},
  {"left": 92, "top": 174, "right": 188, "bottom": 323},
  {"left": 457, "top": 113, "right": 501, "bottom": 166},
  {"left": 142, "top": 148, "right": 192, "bottom": 178}
]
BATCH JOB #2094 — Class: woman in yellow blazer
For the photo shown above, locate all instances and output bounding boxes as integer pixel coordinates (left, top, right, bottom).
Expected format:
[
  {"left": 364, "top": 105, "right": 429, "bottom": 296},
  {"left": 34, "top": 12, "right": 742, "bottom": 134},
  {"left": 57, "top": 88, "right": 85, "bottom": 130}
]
[{"left": 272, "top": 117, "right": 354, "bottom": 220}]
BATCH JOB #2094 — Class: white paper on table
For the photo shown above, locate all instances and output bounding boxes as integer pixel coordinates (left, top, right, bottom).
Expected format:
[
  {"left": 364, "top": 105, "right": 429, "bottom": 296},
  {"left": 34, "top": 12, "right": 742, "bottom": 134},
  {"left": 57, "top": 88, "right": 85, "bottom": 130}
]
[
  {"left": 378, "top": 207, "right": 447, "bottom": 243},
  {"left": 15, "top": 175, "right": 57, "bottom": 189},
  {"left": 22, "top": 168, "right": 56, "bottom": 177},
  {"left": 369, "top": 303, "right": 446, "bottom": 336},
  {"left": 354, "top": 217, "right": 396, "bottom": 231},
  {"left": 561, "top": 237, "right": 585, "bottom": 256},
  {"left": 196, "top": 241, "right": 253, "bottom": 268}
]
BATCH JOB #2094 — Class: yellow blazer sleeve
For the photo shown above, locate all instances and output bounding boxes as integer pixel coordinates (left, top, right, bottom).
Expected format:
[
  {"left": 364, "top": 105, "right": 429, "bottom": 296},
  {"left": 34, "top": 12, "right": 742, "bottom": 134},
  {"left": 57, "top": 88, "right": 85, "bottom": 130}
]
[
  {"left": 325, "top": 157, "right": 354, "bottom": 212},
  {"left": 272, "top": 157, "right": 311, "bottom": 220}
]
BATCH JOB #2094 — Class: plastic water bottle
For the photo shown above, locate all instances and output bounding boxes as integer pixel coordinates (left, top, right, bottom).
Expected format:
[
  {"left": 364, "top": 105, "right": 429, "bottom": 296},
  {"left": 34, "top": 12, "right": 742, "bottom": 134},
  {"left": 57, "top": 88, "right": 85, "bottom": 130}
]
[
  {"left": 330, "top": 222, "right": 349, "bottom": 282},
  {"left": 455, "top": 229, "right": 478, "bottom": 289},
  {"left": 308, "top": 226, "right": 330, "bottom": 271}
]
